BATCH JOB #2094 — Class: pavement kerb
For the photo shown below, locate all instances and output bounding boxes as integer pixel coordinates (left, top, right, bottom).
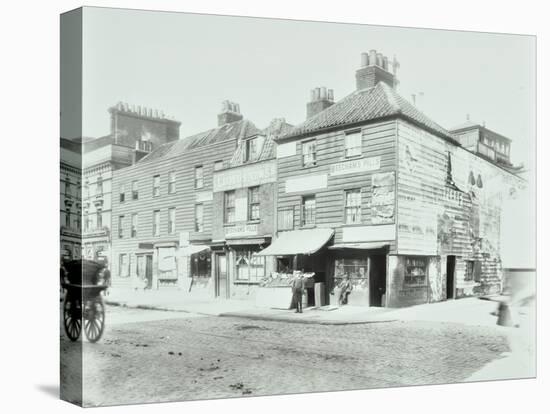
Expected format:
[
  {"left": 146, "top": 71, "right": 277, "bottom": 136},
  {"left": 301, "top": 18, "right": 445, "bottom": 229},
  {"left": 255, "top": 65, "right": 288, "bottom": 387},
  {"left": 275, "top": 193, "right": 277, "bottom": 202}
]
[
  {"left": 105, "top": 298, "right": 398, "bottom": 325},
  {"left": 218, "top": 312, "right": 398, "bottom": 325}
]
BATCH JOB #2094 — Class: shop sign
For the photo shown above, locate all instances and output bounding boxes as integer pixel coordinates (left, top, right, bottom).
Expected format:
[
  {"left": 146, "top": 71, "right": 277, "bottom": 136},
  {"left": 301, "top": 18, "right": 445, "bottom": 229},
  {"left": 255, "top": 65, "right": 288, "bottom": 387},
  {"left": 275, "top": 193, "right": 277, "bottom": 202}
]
[
  {"left": 329, "top": 156, "right": 381, "bottom": 176},
  {"left": 285, "top": 174, "right": 327, "bottom": 193},
  {"left": 342, "top": 224, "right": 395, "bottom": 243},
  {"left": 213, "top": 160, "right": 276, "bottom": 192},
  {"left": 225, "top": 224, "right": 258, "bottom": 238}
]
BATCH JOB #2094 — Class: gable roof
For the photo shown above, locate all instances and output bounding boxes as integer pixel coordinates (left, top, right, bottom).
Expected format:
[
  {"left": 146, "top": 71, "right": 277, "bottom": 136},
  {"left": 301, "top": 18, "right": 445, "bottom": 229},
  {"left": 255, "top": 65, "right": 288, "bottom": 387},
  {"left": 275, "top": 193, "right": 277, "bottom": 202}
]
[
  {"left": 279, "top": 82, "right": 457, "bottom": 143},
  {"left": 138, "top": 119, "right": 261, "bottom": 164}
]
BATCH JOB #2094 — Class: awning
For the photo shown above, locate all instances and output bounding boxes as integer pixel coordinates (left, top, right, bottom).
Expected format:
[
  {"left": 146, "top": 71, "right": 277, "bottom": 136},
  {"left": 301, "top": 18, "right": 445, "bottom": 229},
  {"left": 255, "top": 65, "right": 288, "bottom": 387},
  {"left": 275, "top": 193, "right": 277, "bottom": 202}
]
[
  {"left": 328, "top": 242, "right": 389, "bottom": 250},
  {"left": 255, "top": 228, "right": 334, "bottom": 256},
  {"left": 181, "top": 244, "right": 210, "bottom": 256}
]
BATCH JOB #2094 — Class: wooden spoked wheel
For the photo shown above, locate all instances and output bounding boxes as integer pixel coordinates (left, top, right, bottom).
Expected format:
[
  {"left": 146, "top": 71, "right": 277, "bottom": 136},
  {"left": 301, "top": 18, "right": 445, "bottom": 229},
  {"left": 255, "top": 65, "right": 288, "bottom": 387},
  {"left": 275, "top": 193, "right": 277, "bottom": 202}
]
[
  {"left": 63, "top": 298, "right": 82, "bottom": 341},
  {"left": 83, "top": 297, "right": 105, "bottom": 343}
]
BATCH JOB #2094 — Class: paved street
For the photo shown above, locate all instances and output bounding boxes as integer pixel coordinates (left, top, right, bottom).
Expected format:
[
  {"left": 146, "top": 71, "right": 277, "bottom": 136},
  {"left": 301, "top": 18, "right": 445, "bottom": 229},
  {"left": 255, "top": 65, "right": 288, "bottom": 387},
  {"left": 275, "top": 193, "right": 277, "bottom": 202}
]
[{"left": 61, "top": 305, "right": 510, "bottom": 407}]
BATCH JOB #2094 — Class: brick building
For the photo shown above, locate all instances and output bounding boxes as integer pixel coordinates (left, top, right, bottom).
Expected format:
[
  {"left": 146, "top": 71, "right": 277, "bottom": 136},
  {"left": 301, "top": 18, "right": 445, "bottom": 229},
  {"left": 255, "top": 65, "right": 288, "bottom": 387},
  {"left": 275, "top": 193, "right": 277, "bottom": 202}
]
[
  {"left": 110, "top": 102, "right": 263, "bottom": 292},
  {"left": 80, "top": 103, "right": 180, "bottom": 265},
  {"left": 256, "top": 50, "right": 525, "bottom": 308},
  {"left": 60, "top": 138, "right": 82, "bottom": 260}
]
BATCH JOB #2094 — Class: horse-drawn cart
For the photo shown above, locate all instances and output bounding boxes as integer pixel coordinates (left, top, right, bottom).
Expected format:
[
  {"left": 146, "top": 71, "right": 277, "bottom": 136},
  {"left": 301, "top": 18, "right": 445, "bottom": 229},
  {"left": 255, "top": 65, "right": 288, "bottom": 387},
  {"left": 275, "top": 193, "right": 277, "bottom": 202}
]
[{"left": 62, "top": 259, "right": 107, "bottom": 343}]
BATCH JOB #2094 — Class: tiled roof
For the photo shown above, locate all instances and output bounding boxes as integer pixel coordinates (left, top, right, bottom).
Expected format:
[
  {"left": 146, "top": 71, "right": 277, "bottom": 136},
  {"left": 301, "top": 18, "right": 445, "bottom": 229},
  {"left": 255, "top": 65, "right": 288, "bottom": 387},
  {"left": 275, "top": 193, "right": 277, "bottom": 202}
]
[
  {"left": 279, "top": 82, "right": 456, "bottom": 142},
  {"left": 138, "top": 120, "right": 261, "bottom": 164},
  {"left": 229, "top": 118, "right": 294, "bottom": 166}
]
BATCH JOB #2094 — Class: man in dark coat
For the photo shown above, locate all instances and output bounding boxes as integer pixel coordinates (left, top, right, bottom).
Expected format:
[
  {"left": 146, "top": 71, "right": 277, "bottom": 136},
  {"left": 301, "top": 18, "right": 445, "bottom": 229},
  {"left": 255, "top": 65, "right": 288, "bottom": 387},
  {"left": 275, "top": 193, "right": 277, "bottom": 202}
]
[{"left": 291, "top": 273, "right": 305, "bottom": 313}]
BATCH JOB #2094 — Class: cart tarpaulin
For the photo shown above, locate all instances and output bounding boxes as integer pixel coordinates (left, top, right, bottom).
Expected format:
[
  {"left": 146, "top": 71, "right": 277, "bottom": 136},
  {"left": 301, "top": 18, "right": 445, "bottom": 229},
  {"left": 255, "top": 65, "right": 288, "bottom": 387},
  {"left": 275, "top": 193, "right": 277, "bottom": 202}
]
[{"left": 255, "top": 228, "right": 334, "bottom": 256}]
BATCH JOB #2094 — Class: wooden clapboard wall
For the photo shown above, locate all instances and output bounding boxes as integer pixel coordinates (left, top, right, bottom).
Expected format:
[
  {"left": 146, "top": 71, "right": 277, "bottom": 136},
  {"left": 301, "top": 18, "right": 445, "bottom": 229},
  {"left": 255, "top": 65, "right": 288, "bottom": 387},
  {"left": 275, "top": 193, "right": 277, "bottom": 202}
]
[
  {"left": 276, "top": 119, "right": 397, "bottom": 251},
  {"left": 111, "top": 138, "right": 238, "bottom": 280}
]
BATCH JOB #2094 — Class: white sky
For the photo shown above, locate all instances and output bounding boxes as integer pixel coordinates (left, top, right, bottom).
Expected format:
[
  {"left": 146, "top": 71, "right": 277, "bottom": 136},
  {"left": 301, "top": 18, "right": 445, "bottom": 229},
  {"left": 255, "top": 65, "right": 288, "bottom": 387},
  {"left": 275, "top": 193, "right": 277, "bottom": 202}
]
[{"left": 82, "top": 7, "right": 535, "bottom": 171}]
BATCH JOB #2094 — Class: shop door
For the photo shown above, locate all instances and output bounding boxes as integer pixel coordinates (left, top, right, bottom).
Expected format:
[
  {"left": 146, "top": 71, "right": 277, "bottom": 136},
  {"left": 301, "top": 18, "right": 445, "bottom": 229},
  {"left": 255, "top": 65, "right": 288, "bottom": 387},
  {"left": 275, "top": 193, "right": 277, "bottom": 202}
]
[
  {"left": 369, "top": 255, "right": 387, "bottom": 307},
  {"left": 145, "top": 255, "right": 153, "bottom": 289},
  {"left": 215, "top": 253, "right": 229, "bottom": 298},
  {"left": 446, "top": 255, "right": 456, "bottom": 299}
]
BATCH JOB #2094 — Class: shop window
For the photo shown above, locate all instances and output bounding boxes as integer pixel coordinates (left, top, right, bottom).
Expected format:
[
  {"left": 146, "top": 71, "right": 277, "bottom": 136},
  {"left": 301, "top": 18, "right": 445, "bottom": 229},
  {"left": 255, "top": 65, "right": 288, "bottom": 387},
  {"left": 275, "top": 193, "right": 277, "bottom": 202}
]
[
  {"left": 302, "top": 139, "right": 316, "bottom": 167},
  {"left": 248, "top": 186, "right": 260, "bottom": 221},
  {"left": 334, "top": 258, "right": 368, "bottom": 290},
  {"left": 224, "top": 191, "right": 236, "bottom": 224},
  {"left": 345, "top": 189, "right": 361, "bottom": 224},
  {"left": 118, "top": 254, "right": 129, "bottom": 277},
  {"left": 158, "top": 247, "right": 177, "bottom": 280},
  {"left": 235, "top": 250, "right": 265, "bottom": 283},
  {"left": 301, "top": 195, "right": 316, "bottom": 226},
  {"left": 404, "top": 257, "right": 428, "bottom": 286},
  {"left": 191, "top": 251, "right": 211, "bottom": 278},
  {"left": 344, "top": 131, "right": 362, "bottom": 158}
]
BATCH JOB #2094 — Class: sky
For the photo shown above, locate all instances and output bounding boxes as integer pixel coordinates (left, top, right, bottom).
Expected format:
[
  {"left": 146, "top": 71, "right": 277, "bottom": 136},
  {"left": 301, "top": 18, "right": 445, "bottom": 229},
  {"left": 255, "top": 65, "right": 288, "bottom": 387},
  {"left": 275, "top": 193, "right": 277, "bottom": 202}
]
[{"left": 81, "top": 7, "right": 535, "bottom": 171}]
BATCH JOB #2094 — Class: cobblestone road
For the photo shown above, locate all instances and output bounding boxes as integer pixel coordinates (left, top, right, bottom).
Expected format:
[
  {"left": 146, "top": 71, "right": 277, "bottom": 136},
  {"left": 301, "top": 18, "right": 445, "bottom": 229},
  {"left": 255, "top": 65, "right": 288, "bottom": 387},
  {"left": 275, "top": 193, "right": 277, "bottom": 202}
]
[{"left": 61, "top": 306, "right": 509, "bottom": 407}]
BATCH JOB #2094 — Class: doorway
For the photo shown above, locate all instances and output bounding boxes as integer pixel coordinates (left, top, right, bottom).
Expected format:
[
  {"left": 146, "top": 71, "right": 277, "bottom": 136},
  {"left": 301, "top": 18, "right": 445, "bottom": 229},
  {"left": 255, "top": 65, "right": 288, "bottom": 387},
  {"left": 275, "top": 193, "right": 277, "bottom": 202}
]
[
  {"left": 369, "top": 255, "right": 387, "bottom": 307},
  {"left": 446, "top": 255, "right": 456, "bottom": 299},
  {"left": 145, "top": 254, "right": 153, "bottom": 289},
  {"left": 215, "top": 253, "right": 229, "bottom": 298}
]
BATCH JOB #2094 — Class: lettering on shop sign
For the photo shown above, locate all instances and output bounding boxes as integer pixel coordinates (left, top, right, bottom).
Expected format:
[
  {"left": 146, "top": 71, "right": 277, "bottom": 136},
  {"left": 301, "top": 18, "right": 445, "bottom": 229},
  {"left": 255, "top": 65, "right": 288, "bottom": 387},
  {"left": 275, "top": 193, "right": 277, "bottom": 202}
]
[
  {"left": 213, "top": 160, "right": 276, "bottom": 192},
  {"left": 195, "top": 191, "right": 213, "bottom": 202},
  {"left": 329, "top": 156, "right": 381, "bottom": 176},
  {"left": 225, "top": 224, "right": 258, "bottom": 238},
  {"left": 285, "top": 174, "right": 327, "bottom": 193}
]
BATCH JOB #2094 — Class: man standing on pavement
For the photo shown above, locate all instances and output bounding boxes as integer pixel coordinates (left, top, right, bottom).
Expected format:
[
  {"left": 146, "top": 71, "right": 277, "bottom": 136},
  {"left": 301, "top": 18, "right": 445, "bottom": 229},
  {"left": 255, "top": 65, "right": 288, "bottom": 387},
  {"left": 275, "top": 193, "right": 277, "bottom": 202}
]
[{"left": 291, "top": 272, "right": 305, "bottom": 313}]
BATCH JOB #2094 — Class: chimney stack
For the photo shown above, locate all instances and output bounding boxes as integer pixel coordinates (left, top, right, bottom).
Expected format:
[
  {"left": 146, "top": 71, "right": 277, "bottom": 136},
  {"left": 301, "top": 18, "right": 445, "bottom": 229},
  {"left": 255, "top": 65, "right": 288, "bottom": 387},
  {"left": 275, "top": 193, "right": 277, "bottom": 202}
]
[
  {"left": 217, "top": 100, "right": 244, "bottom": 126},
  {"left": 355, "top": 50, "right": 396, "bottom": 90},
  {"left": 306, "top": 86, "right": 335, "bottom": 119}
]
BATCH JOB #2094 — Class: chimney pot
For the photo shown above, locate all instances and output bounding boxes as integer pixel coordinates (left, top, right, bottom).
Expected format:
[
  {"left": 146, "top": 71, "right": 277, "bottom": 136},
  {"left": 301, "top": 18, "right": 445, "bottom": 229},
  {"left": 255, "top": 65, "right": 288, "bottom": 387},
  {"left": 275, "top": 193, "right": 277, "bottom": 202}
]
[
  {"left": 369, "top": 50, "right": 377, "bottom": 66},
  {"left": 320, "top": 87, "right": 327, "bottom": 100},
  {"left": 328, "top": 89, "right": 334, "bottom": 101},
  {"left": 310, "top": 89, "right": 316, "bottom": 102},
  {"left": 361, "top": 52, "right": 369, "bottom": 67},
  {"left": 383, "top": 56, "right": 389, "bottom": 70},
  {"left": 376, "top": 52, "right": 383, "bottom": 67}
]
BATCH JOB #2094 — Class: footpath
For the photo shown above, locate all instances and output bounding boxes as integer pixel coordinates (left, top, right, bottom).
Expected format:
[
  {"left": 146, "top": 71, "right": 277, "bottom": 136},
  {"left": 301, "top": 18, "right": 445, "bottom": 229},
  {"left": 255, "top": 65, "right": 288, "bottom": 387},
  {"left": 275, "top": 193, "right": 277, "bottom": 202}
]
[{"left": 105, "top": 288, "right": 501, "bottom": 327}]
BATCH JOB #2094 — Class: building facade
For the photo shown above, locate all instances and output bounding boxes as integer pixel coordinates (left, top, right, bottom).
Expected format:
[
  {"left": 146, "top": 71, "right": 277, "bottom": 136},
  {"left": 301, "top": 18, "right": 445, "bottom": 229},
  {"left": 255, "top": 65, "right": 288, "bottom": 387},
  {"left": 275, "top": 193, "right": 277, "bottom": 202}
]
[
  {"left": 80, "top": 103, "right": 180, "bottom": 266},
  {"left": 60, "top": 138, "right": 82, "bottom": 260},
  {"left": 110, "top": 102, "right": 263, "bottom": 292},
  {"left": 258, "top": 50, "right": 525, "bottom": 308}
]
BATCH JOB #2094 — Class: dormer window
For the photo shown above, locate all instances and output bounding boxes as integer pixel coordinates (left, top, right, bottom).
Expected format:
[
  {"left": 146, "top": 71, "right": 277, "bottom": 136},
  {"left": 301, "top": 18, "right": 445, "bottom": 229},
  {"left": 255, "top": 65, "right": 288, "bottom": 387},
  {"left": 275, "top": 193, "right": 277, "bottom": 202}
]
[{"left": 245, "top": 137, "right": 260, "bottom": 162}]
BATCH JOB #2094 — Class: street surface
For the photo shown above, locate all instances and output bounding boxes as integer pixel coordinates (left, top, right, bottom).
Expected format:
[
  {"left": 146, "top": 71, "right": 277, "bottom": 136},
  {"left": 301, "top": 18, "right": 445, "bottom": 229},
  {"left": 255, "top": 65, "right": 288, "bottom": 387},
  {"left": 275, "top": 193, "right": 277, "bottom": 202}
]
[{"left": 61, "top": 305, "right": 510, "bottom": 407}]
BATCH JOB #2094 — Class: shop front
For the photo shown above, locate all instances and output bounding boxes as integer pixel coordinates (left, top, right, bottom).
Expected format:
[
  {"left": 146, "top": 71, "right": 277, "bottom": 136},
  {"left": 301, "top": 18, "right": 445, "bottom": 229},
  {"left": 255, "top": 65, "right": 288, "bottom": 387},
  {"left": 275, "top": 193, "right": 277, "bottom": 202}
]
[
  {"left": 255, "top": 228, "right": 333, "bottom": 309},
  {"left": 328, "top": 243, "right": 389, "bottom": 307}
]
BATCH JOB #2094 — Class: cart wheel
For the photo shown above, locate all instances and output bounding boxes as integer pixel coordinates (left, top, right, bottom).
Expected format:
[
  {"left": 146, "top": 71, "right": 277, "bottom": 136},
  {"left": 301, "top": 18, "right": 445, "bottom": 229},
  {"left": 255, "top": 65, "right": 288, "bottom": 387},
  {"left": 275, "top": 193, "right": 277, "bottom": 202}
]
[
  {"left": 63, "top": 298, "right": 82, "bottom": 341},
  {"left": 83, "top": 297, "right": 105, "bottom": 343}
]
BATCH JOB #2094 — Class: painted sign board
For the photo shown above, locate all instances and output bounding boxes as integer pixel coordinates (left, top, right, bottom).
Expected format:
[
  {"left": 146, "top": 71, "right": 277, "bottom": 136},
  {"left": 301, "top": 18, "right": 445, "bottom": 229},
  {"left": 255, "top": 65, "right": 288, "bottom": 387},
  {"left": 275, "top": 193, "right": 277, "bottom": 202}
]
[
  {"left": 285, "top": 174, "right": 327, "bottom": 193},
  {"left": 329, "top": 156, "right": 381, "bottom": 176},
  {"left": 213, "top": 160, "right": 276, "bottom": 192},
  {"left": 225, "top": 224, "right": 259, "bottom": 238},
  {"left": 342, "top": 224, "right": 395, "bottom": 243}
]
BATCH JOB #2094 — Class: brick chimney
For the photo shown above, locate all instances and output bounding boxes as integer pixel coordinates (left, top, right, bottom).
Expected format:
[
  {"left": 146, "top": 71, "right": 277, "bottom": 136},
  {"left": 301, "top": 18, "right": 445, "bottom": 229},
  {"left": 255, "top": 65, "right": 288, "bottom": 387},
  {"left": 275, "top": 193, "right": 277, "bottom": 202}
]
[
  {"left": 355, "top": 50, "right": 395, "bottom": 90},
  {"left": 218, "top": 100, "right": 243, "bottom": 126},
  {"left": 306, "top": 87, "right": 335, "bottom": 119}
]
